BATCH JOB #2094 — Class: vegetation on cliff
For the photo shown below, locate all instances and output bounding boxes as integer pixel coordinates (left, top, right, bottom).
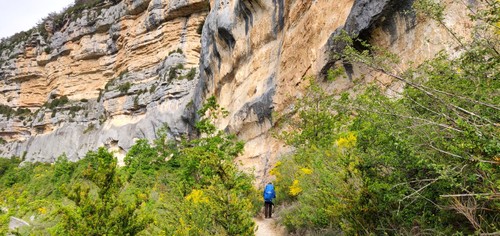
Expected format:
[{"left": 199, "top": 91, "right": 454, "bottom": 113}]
[
  {"left": 272, "top": 0, "right": 499, "bottom": 234},
  {"left": 0, "top": 97, "right": 258, "bottom": 235},
  {"left": 0, "top": 0, "right": 118, "bottom": 53}
]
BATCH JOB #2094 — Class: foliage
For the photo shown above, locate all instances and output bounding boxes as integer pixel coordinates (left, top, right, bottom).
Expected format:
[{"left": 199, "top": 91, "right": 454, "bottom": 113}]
[
  {"left": 52, "top": 155, "right": 75, "bottom": 185},
  {"left": 51, "top": 0, "right": 114, "bottom": 32},
  {"left": 165, "top": 96, "right": 257, "bottom": 235},
  {"left": 0, "top": 29, "right": 34, "bottom": 53},
  {"left": 0, "top": 106, "right": 32, "bottom": 121},
  {"left": 272, "top": 81, "right": 364, "bottom": 234},
  {"left": 45, "top": 96, "right": 69, "bottom": 109},
  {"left": 0, "top": 96, "right": 258, "bottom": 235},
  {"left": 186, "top": 68, "right": 197, "bottom": 80},
  {"left": 44, "top": 47, "right": 52, "bottom": 54},
  {"left": 149, "top": 84, "right": 157, "bottom": 94},
  {"left": 117, "top": 82, "right": 131, "bottom": 94},
  {"left": 52, "top": 148, "right": 149, "bottom": 235},
  {"left": 168, "top": 48, "right": 183, "bottom": 56},
  {"left": 168, "top": 66, "right": 179, "bottom": 81},
  {"left": 0, "top": 105, "right": 16, "bottom": 119},
  {"left": 273, "top": 2, "right": 499, "bottom": 234}
]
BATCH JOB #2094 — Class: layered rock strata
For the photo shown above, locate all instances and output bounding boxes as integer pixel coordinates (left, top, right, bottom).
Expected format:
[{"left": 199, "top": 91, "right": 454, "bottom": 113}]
[
  {"left": 0, "top": 0, "right": 208, "bottom": 163},
  {"left": 0, "top": 0, "right": 474, "bottom": 183}
]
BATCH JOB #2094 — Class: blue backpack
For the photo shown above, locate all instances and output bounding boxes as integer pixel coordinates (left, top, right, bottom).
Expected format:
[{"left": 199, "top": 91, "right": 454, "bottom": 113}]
[{"left": 264, "top": 184, "right": 276, "bottom": 201}]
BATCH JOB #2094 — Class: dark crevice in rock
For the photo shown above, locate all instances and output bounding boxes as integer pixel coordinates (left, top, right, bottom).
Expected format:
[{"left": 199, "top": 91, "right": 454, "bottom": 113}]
[
  {"left": 343, "top": 62, "right": 354, "bottom": 81},
  {"left": 376, "top": 0, "right": 417, "bottom": 44},
  {"left": 211, "top": 34, "right": 222, "bottom": 70},
  {"left": 236, "top": 0, "right": 255, "bottom": 35},
  {"left": 233, "top": 87, "right": 275, "bottom": 127},
  {"left": 233, "top": 75, "right": 275, "bottom": 125},
  {"left": 217, "top": 27, "right": 236, "bottom": 50},
  {"left": 272, "top": 0, "right": 285, "bottom": 35},
  {"left": 321, "top": 0, "right": 417, "bottom": 76}
]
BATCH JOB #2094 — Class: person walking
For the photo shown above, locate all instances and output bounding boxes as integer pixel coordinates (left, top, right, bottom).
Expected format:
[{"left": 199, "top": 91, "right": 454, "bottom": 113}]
[{"left": 263, "top": 182, "right": 276, "bottom": 218}]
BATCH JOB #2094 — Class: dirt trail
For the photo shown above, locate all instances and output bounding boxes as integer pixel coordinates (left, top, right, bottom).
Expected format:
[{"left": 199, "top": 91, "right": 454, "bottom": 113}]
[{"left": 254, "top": 216, "right": 285, "bottom": 236}]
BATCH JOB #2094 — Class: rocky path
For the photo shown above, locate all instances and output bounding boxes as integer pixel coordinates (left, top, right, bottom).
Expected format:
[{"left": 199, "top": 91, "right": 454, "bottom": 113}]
[{"left": 254, "top": 216, "right": 285, "bottom": 236}]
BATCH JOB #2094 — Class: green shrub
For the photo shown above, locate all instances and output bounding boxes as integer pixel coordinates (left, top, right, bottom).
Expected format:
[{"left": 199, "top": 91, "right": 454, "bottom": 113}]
[
  {"left": 168, "top": 48, "right": 183, "bottom": 56},
  {"left": 69, "top": 106, "right": 83, "bottom": 117},
  {"left": 149, "top": 84, "right": 157, "bottom": 93},
  {"left": 117, "top": 82, "right": 131, "bottom": 94},
  {"left": 0, "top": 104, "right": 15, "bottom": 117},
  {"left": 133, "top": 96, "right": 139, "bottom": 108},
  {"left": 118, "top": 69, "right": 128, "bottom": 79},
  {"left": 186, "top": 68, "right": 196, "bottom": 80},
  {"left": 83, "top": 123, "right": 95, "bottom": 134},
  {"left": 46, "top": 96, "right": 69, "bottom": 109},
  {"left": 15, "top": 108, "right": 31, "bottom": 116},
  {"left": 53, "top": 147, "right": 150, "bottom": 235},
  {"left": 52, "top": 154, "right": 75, "bottom": 184},
  {"left": 168, "top": 67, "right": 178, "bottom": 81}
]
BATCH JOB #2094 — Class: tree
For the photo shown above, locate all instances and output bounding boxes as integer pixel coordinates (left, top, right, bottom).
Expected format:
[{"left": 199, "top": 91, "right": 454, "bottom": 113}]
[
  {"left": 53, "top": 148, "right": 149, "bottom": 235},
  {"left": 168, "top": 96, "right": 257, "bottom": 235}
]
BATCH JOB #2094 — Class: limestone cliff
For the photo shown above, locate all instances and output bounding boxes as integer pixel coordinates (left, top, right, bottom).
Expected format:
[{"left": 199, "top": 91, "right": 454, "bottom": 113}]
[
  {"left": 197, "top": 0, "right": 472, "bottom": 183},
  {"left": 0, "top": 0, "right": 209, "bottom": 163},
  {"left": 0, "top": 0, "right": 473, "bottom": 180}
]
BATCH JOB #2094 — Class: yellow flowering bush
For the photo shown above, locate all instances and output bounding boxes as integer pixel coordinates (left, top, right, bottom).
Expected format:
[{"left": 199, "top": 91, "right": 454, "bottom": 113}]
[
  {"left": 289, "top": 179, "right": 302, "bottom": 196},
  {"left": 185, "top": 189, "right": 209, "bottom": 204},
  {"left": 38, "top": 207, "right": 47, "bottom": 215},
  {"left": 336, "top": 132, "right": 357, "bottom": 149},
  {"left": 300, "top": 167, "right": 313, "bottom": 175}
]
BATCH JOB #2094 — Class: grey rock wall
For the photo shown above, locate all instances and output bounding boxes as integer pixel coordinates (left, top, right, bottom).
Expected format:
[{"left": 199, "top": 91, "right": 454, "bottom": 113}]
[{"left": 0, "top": 0, "right": 206, "bottom": 162}]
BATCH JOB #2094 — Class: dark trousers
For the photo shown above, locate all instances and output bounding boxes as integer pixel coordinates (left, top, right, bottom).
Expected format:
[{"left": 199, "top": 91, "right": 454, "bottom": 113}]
[{"left": 264, "top": 201, "right": 273, "bottom": 218}]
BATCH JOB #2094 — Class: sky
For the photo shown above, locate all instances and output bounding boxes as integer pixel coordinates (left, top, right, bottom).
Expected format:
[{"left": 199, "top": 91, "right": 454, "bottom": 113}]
[{"left": 0, "top": 0, "right": 74, "bottom": 39}]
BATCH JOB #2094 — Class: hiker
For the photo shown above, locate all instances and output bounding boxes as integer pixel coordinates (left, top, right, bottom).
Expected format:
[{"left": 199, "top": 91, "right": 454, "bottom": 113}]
[{"left": 263, "top": 182, "right": 276, "bottom": 218}]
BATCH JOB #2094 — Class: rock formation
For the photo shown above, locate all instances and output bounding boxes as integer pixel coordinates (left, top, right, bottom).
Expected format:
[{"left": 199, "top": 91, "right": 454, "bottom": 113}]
[
  {"left": 0, "top": 0, "right": 474, "bottom": 181},
  {"left": 0, "top": 0, "right": 208, "bottom": 164},
  {"left": 196, "top": 0, "right": 472, "bottom": 182}
]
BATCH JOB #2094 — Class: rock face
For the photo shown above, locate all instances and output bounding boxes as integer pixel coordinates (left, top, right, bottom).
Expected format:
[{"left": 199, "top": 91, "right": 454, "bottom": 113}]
[
  {"left": 196, "top": 0, "right": 473, "bottom": 183},
  {"left": 0, "top": 0, "right": 473, "bottom": 182},
  {"left": 0, "top": 0, "right": 208, "bottom": 163}
]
